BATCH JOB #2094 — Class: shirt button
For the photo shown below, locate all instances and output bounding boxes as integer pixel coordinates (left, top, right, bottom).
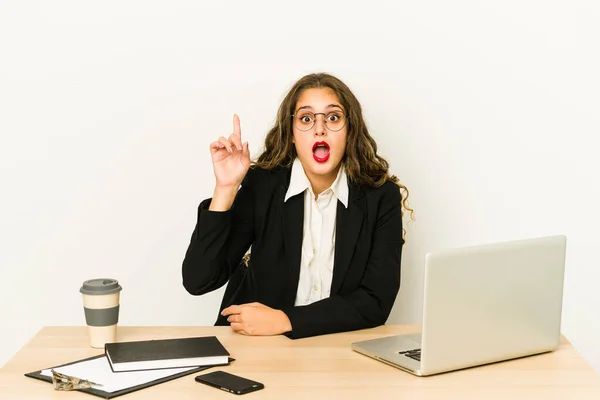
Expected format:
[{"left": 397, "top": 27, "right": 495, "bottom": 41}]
[{"left": 313, "top": 285, "right": 319, "bottom": 292}]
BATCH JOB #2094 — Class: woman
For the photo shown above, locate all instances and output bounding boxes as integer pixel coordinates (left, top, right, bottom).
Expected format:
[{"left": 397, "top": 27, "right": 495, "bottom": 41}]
[{"left": 182, "top": 73, "right": 412, "bottom": 339}]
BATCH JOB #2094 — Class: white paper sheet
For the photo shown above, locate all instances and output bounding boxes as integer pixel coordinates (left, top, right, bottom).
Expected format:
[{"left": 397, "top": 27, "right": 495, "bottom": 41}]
[{"left": 40, "top": 356, "right": 198, "bottom": 393}]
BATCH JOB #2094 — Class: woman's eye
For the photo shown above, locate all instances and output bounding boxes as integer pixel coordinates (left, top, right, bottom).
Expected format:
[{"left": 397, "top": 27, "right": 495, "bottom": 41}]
[
  {"left": 328, "top": 114, "right": 340, "bottom": 122},
  {"left": 301, "top": 115, "right": 313, "bottom": 123}
]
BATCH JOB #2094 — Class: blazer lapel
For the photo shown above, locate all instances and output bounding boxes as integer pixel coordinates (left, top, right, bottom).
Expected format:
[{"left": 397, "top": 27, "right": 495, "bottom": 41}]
[
  {"left": 280, "top": 186, "right": 304, "bottom": 302},
  {"left": 331, "top": 185, "right": 365, "bottom": 295}
]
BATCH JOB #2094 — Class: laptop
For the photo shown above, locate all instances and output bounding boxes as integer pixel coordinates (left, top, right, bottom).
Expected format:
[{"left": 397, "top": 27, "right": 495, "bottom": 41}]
[{"left": 351, "top": 235, "right": 567, "bottom": 376}]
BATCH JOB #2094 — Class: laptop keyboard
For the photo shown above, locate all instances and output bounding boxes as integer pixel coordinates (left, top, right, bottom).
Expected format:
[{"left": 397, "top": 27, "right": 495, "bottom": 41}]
[{"left": 399, "top": 348, "right": 421, "bottom": 361}]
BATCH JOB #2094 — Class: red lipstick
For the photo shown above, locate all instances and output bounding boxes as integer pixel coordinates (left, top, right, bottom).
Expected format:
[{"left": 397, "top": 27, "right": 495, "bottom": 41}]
[{"left": 312, "top": 141, "right": 330, "bottom": 163}]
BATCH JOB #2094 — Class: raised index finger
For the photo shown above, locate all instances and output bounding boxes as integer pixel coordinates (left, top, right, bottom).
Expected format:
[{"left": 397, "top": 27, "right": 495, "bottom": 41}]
[{"left": 233, "top": 114, "right": 242, "bottom": 138}]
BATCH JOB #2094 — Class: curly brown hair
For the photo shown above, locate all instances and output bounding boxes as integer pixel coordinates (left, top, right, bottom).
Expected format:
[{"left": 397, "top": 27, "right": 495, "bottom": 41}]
[{"left": 254, "top": 72, "right": 414, "bottom": 224}]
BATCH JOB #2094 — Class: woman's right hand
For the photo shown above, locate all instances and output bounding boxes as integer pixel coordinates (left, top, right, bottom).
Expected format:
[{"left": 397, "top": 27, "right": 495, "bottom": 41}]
[{"left": 210, "top": 114, "right": 251, "bottom": 189}]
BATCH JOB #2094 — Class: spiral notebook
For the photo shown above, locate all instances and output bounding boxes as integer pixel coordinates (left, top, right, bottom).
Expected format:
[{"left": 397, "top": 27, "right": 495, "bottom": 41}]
[{"left": 25, "top": 354, "right": 234, "bottom": 399}]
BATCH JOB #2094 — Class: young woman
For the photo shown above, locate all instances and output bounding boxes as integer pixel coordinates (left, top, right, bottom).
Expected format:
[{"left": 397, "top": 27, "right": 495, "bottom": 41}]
[{"left": 182, "top": 73, "right": 412, "bottom": 339}]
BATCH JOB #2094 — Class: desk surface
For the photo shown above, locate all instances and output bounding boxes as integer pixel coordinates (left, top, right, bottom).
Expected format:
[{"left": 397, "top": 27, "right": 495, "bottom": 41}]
[{"left": 1, "top": 325, "right": 599, "bottom": 399}]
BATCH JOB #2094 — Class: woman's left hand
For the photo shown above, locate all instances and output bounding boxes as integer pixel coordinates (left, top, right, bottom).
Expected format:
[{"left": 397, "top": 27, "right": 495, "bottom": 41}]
[{"left": 221, "top": 302, "right": 292, "bottom": 336}]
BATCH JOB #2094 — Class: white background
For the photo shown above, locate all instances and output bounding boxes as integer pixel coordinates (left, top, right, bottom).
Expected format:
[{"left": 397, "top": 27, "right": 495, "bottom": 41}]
[{"left": 1, "top": 1, "right": 598, "bottom": 373}]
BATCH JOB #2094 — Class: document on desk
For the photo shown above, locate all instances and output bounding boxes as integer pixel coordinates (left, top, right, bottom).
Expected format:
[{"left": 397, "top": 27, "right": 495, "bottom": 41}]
[{"left": 38, "top": 355, "right": 199, "bottom": 393}]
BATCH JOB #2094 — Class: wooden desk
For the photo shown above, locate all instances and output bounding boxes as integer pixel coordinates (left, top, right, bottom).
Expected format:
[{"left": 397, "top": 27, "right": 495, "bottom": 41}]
[{"left": 1, "top": 325, "right": 599, "bottom": 399}]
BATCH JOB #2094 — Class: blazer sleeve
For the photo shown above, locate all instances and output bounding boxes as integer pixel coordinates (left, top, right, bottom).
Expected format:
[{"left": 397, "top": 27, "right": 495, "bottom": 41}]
[
  {"left": 281, "top": 183, "right": 404, "bottom": 339},
  {"left": 181, "top": 170, "right": 256, "bottom": 296}
]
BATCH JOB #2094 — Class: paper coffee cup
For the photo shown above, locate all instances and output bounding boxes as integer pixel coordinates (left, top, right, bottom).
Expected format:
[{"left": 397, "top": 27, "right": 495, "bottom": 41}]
[{"left": 80, "top": 278, "right": 122, "bottom": 348}]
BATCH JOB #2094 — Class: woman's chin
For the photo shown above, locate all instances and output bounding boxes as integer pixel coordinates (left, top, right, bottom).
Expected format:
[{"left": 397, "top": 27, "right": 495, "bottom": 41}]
[{"left": 304, "top": 158, "right": 340, "bottom": 176}]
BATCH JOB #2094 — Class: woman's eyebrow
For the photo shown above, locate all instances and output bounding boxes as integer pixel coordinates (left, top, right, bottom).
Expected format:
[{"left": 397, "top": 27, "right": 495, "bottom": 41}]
[
  {"left": 296, "top": 104, "right": 343, "bottom": 112},
  {"left": 295, "top": 105, "right": 314, "bottom": 112}
]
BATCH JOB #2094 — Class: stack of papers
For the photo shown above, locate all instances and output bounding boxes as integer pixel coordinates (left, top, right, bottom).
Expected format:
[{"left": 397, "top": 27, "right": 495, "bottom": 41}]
[
  {"left": 40, "top": 355, "right": 201, "bottom": 393},
  {"left": 25, "top": 336, "right": 233, "bottom": 398}
]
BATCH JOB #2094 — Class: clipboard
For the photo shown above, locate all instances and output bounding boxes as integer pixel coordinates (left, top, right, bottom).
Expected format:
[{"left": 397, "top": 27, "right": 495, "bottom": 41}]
[{"left": 25, "top": 354, "right": 234, "bottom": 399}]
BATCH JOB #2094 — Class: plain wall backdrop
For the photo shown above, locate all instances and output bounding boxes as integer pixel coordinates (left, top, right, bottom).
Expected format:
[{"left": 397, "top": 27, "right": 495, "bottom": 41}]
[{"left": 1, "top": 1, "right": 599, "bottom": 372}]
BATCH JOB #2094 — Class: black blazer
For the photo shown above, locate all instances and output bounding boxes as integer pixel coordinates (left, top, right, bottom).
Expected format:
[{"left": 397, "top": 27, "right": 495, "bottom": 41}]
[{"left": 182, "top": 166, "right": 405, "bottom": 339}]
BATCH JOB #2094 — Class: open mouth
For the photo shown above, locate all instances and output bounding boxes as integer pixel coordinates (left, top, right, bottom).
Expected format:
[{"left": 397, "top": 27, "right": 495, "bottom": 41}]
[{"left": 312, "top": 141, "right": 330, "bottom": 163}]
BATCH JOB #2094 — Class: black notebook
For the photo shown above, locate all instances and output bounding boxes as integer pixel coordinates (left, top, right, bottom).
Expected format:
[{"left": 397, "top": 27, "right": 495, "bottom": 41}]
[{"left": 105, "top": 336, "right": 230, "bottom": 372}]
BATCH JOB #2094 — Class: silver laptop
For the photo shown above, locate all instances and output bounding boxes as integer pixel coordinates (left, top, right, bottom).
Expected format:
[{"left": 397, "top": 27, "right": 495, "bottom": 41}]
[{"left": 352, "top": 235, "right": 567, "bottom": 376}]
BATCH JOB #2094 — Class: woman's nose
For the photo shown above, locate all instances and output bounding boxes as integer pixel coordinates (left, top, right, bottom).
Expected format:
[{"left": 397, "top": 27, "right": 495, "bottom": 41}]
[{"left": 314, "top": 116, "right": 327, "bottom": 136}]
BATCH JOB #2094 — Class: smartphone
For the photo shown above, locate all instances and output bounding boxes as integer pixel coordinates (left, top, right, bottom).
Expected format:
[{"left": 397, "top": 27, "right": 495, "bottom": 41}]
[{"left": 195, "top": 370, "right": 264, "bottom": 395}]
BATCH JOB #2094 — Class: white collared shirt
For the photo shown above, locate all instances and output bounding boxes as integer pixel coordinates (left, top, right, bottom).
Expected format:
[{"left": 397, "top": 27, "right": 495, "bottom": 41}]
[{"left": 284, "top": 158, "right": 349, "bottom": 306}]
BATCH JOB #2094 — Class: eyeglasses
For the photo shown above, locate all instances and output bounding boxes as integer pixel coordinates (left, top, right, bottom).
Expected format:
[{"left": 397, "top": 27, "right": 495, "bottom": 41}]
[{"left": 291, "top": 111, "right": 348, "bottom": 132}]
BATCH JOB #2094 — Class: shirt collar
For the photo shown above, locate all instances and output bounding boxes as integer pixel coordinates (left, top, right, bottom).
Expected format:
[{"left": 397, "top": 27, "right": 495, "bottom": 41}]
[{"left": 284, "top": 158, "right": 349, "bottom": 208}]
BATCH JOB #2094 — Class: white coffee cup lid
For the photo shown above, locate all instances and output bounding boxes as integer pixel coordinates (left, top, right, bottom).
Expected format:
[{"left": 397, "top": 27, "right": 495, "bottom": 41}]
[{"left": 80, "top": 278, "right": 122, "bottom": 295}]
